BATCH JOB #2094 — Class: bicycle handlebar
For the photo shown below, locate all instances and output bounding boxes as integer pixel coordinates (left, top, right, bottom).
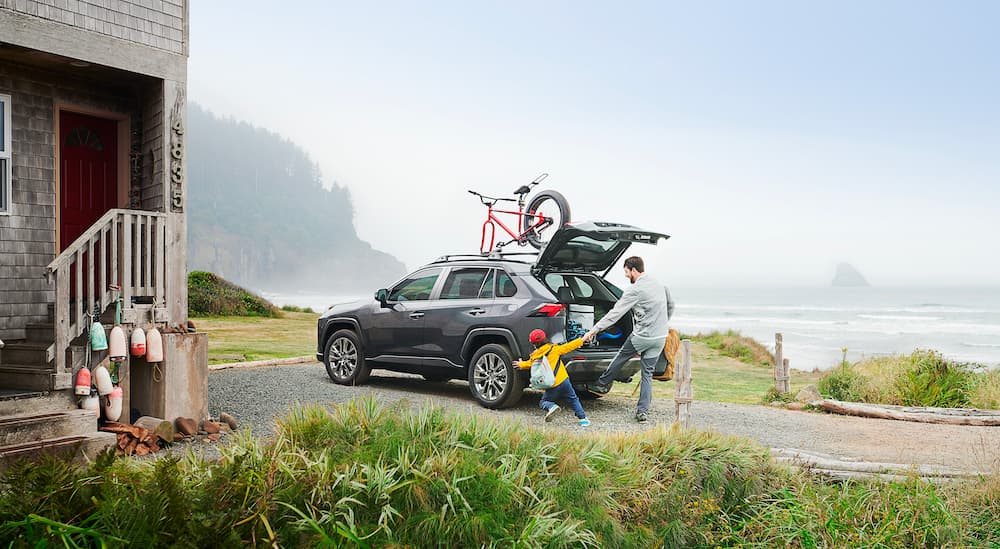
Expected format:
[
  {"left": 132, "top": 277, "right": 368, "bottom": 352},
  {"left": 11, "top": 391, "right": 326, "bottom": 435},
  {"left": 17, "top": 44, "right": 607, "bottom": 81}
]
[{"left": 468, "top": 190, "right": 516, "bottom": 204}]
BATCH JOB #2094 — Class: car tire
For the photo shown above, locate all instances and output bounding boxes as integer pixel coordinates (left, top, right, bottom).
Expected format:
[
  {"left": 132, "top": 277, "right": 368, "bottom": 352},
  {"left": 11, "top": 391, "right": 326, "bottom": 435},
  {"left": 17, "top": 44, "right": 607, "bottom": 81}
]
[
  {"left": 468, "top": 343, "right": 524, "bottom": 409},
  {"left": 323, "top": 329, "right": 371, "bottom": 386}
]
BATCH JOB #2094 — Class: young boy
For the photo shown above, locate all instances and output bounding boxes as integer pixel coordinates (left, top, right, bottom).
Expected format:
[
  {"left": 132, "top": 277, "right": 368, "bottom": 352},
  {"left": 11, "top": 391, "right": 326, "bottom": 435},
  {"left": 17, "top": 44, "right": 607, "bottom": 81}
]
[{"left": 517, "top": 329, "right": 591, "bottom": 426}]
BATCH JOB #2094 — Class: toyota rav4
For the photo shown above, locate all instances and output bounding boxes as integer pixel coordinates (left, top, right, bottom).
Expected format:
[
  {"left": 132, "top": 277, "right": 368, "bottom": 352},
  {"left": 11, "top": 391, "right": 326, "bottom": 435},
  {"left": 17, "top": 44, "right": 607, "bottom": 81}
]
[{"left": 316, "top": 221, "right": 669, "bottom": 408}]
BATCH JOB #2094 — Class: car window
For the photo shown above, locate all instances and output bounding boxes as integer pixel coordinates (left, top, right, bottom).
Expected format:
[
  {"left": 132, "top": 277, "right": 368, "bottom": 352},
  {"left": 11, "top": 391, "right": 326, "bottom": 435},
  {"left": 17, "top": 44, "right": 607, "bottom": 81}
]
[
  {"left": 440, "top": 268, "right": 491, "bottom": 300},
  {"left": 544, "top": 273, "right": 565, "bottom": 289},
  {"left": 497, "top": 271, "right": 517, "bottom": 298},
  {"left": 388, "top": 269, "right": 441, "bottom": 301},
  {"left": 569, "top": 276, "right": 595, "bottom": 298},
  {"left": 479, "top": 270, "right": 495, "bottom": 299}
]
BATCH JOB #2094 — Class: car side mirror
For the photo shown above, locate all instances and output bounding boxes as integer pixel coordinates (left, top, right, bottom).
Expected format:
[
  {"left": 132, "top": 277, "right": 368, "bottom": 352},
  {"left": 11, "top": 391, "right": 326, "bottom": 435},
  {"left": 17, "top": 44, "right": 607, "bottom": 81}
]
[{"left": 375, "top": 288, "right": 389, "bottom": 307}]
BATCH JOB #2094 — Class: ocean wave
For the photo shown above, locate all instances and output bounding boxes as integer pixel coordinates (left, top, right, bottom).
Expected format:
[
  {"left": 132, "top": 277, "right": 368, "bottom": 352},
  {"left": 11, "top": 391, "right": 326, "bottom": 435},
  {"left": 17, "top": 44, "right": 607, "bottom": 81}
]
[
  {"left": 679, "top": 304, "right": 993, "bottom": 314},
  {"left": 857, "top": 314, "right": 943, "bottom": 321},
  {"left": 962, "top": 342, "right": 1000, "bottom": 348}
]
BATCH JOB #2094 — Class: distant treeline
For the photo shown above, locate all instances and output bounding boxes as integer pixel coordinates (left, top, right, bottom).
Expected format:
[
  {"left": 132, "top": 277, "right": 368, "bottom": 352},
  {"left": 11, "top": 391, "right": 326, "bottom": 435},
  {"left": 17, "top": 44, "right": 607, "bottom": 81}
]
[{"left": 186, "top": 104, "right": 405, "bottom": 293}]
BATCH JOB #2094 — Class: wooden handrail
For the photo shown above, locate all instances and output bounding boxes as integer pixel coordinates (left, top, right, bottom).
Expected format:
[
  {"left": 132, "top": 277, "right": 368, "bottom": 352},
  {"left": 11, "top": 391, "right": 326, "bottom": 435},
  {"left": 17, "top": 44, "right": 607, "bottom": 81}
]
[
  {"left": 46, "top": 209, "right": 167, "bottom": 276},
  {"left": 47, "top": 209, "right": 174, "bottom": 376}
]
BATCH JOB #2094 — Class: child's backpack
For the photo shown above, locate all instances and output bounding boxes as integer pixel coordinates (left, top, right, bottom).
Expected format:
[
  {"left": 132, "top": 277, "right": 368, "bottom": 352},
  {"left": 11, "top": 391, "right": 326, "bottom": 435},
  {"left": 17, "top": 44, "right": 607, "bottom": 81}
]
[{"left": 529, "top": 355, "right": 560, "bottom": 389}]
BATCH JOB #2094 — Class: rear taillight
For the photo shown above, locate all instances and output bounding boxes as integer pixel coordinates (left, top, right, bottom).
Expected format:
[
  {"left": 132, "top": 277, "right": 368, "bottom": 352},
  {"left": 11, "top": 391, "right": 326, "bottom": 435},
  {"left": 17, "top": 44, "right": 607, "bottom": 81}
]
[{"left": 529, "top": 303, "right": 566, "bottom": 317}]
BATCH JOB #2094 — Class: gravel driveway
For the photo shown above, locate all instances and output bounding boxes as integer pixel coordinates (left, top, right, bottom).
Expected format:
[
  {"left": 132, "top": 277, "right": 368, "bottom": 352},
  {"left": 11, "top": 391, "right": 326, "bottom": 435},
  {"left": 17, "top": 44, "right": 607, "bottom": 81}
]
[{"left": 209, "top": 362, "right": 1000, "bottom": 473}]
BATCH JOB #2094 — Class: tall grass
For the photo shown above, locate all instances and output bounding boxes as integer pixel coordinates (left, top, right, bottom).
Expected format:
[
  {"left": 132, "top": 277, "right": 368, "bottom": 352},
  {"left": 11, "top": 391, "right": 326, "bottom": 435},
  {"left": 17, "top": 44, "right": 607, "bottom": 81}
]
[
  {"left": 817, "top": 349, "right": 1000, "bottom": 409},
  {"left": 683, "top": 330, "right": 775, "bottom": 367},
  {"left": 2, "top": 398, "right": 998, "bottom": 547}
]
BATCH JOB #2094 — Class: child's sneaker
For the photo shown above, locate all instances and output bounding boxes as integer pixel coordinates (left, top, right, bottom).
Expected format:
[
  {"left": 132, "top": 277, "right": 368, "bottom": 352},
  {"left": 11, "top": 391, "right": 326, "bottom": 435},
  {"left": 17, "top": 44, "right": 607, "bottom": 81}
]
[
  {"left": 544, "top": 405, "right": 561, "bottom": 422},
  {"left": 579, "top": 418, "right": 591, "bottom": 427}
]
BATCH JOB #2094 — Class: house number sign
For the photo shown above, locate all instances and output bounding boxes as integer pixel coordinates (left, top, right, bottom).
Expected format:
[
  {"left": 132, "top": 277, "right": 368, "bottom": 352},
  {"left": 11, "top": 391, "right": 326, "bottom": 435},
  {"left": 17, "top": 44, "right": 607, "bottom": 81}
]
[{"left": 170, "top": 117, "right": 184, "bottom": 212}]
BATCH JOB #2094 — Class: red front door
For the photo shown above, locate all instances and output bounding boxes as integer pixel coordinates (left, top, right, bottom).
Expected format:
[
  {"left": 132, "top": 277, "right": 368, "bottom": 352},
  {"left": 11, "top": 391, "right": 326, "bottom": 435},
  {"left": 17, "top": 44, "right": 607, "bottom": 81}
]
[{"left": 60, "top": 111, "right": 118, "bottom": 251}]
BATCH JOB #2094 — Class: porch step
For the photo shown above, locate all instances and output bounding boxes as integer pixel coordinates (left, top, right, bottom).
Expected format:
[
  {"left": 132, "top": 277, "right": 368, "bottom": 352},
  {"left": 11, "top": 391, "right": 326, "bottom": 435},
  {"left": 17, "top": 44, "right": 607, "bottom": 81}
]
[
  {"left": 25, "top": 323, "right": 54, "bottom": 343},
  {"left": 0, "top": 390, "right": 77, "bottom": 416},
  {"left": 1, "top": 341, "right": 55, "bottom": 366},
  {"left": 0, "top": 365, "right": 71, "bottom": 391},
  {"left": 0, "top": 432, "right": 117, "bottom": 468},
  {"left": 0, "top": 409, "right": 97, "bottom": 447}
]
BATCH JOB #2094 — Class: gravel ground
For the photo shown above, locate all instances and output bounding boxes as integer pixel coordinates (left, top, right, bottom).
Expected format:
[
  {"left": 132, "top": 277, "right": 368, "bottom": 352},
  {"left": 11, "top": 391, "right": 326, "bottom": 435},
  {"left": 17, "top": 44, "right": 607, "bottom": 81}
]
[{"left": 205, "top": 362, "right": 1000, "bottom": 473}]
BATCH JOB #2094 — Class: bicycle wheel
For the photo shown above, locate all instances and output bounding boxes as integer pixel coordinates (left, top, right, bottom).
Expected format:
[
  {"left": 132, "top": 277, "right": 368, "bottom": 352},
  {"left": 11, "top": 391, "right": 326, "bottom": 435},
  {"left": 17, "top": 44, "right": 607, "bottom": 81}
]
[{"left": 522, "top": 190, "right": 571, "bottom": 249}]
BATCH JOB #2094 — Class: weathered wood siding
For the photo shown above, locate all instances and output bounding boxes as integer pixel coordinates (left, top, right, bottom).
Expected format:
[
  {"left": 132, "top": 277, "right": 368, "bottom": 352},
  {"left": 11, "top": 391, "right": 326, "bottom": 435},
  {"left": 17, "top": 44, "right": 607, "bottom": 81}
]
[
  {"left": 0, "top": 0, "right": 186, "bottom": 55},
  {"left": 0, "top": 62, "right": 167, "bottom": 340}
]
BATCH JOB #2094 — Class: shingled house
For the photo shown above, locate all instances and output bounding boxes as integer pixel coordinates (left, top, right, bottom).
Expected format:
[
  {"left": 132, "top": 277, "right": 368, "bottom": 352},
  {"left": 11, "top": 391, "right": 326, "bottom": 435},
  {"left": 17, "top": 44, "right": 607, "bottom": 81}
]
[{"left": 0, "top": 0, "right": 206, "bottom": 461}]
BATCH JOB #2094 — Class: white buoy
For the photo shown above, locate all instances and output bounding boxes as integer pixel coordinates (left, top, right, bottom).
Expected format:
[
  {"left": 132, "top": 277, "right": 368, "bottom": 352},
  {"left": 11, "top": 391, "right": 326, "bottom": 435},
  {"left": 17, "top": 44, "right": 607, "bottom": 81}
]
[
  {"left": 80, "top": 390, "right": 100, "bottom": 417},
  {"left": 93, "top": 364, "right": 114, "bottom": 396},
  {"left": 103, "top": 386, "right": 123, "bottom": 422},
  {"left": 109, "top": 326, "right": 127, "bottom": 362},
  {"left": 130, "top": 327, "right": 146, "bottom": 357},
  {"left": 146, "top": 327, "right": 163, "bottom": 362}
]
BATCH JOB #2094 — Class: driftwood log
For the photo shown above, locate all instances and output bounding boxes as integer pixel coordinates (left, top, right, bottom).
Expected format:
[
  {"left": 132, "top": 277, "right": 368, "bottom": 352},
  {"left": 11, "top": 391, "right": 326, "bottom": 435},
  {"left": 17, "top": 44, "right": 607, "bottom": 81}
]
[
  {"left": 772, "top": 447, "right": 982, "bottom": 482},
  {"left": 816, "top": 399, "right": 1000, "bottom": 426}
]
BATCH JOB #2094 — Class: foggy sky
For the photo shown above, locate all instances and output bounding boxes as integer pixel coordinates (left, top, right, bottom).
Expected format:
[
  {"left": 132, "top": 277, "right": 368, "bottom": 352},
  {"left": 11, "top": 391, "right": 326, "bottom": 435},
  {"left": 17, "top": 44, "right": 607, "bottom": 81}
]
[{"left": 189, "top": 1, "right": 1000, "bottom": 287}]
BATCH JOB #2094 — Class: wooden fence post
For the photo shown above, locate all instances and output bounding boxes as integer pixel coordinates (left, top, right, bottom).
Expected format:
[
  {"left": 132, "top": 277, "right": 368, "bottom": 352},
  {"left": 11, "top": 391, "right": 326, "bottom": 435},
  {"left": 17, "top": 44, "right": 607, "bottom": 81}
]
[
  {"left": 782, "top": 358, "right": 791, "bottom": 393},
  {"left": 774, "top": 333, "right": 787, "bottom": 393},
  {"left": 674, "top": 339, "right": 693, "bottom": 428}
]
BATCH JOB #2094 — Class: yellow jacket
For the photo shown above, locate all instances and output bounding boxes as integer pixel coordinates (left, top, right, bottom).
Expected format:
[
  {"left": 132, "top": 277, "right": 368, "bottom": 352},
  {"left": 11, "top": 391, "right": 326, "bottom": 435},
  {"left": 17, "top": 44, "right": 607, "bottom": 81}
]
[{"left": 517, "top": 338, "right": 584, "bottom": 387}]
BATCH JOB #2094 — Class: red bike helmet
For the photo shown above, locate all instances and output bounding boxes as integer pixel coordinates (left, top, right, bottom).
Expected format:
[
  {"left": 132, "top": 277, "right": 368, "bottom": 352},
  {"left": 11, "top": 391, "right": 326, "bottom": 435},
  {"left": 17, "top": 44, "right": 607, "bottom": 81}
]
[{"left": 529, "top": 329, "right": 547, "bottom": 344}]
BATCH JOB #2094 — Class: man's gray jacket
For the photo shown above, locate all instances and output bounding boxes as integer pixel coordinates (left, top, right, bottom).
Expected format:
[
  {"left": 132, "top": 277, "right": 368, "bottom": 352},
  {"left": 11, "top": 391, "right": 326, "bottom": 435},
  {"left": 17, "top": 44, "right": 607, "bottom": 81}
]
[{"left": 592, "top": 274, "right": 674, "bottom": 349}]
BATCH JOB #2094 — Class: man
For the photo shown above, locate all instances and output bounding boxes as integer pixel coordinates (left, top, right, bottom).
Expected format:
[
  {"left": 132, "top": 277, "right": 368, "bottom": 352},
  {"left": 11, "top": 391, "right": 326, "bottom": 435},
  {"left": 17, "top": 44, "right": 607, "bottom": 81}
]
[{"left": 582, "top": 255, "right": 674, "bottom": 422}]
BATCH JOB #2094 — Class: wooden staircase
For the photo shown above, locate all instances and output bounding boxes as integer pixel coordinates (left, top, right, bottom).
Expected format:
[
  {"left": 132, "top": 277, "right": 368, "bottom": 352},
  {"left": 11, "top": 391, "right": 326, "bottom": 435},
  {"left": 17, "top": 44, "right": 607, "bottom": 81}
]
[
  {"left": 0, "top": 391, "right": 116, "bottom": 468},
  {"left": 0, "top": 309, "right": 115, "bottom": 467},
  {"left": 0, "top": 304, "right": 70, "bottom": 392}
]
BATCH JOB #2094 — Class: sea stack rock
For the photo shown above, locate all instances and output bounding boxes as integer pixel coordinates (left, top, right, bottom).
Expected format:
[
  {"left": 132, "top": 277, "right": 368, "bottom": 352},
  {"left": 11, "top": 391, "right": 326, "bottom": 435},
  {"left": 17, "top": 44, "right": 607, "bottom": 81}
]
[{"left": 832, "top": 263, "right": 870, "bottom": 287}]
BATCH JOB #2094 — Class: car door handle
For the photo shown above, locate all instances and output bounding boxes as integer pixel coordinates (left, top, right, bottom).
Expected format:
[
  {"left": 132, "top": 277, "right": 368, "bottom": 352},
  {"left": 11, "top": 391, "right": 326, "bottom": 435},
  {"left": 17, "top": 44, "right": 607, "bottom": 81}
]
[
  {"left": 466, "top": 308, "right": 486, "bottom": 316},
  {"left": 409, "top": 312, "right": 425, "bottom": 319}
]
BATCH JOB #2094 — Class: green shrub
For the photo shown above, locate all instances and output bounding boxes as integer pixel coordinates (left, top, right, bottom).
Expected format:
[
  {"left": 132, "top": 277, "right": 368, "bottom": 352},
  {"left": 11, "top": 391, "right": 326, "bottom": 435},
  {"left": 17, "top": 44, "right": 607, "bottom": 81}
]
[
  {"left": 818, "top": 362, "right": 867, "bottom": 402},
  {"left": 895, "top": 350, "right": 974, "bottom": 408},
  {"left": 280, "top": 304, "right": 316, "bottom": 314},
  {"left": 187, "top": 271, "right": 279, "bottom": 317}
]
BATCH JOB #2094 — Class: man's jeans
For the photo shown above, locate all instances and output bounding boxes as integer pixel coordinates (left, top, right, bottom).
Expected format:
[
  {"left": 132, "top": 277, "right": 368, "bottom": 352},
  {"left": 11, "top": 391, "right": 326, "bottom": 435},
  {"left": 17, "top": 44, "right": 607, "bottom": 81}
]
[
  {"left": 540, "top": 379, "right": 587, "bottom": 419},
  {"left": 596, "top": 335, "right": 666, "bottom": 415}
]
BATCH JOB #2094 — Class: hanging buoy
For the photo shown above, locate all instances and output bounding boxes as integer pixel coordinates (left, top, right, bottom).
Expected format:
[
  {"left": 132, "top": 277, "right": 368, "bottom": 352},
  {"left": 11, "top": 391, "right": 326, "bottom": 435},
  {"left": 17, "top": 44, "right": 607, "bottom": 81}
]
[
  {"left": 90, "top": 320, "right": 108, "bottom": 351},
  {"left": 80, "top": 390, "right": 100, "bottom": 417},
  {"left": 93, "top": 364, "right": 113, "bottom": 396},
  {"left": 103, "top": 387, "right": 123, "bottom": 422},
  {"left": 146, "top": 327, "right": 163, "bottom": 362},
  {"left": 130, "top": 327, "right": 146, "bottom": 357},
  {"left": 109, "top": 326, "right": 127, "bottom": 362},
  {"left": 74, "top": 366, "right": 92, "bottom": 396}
]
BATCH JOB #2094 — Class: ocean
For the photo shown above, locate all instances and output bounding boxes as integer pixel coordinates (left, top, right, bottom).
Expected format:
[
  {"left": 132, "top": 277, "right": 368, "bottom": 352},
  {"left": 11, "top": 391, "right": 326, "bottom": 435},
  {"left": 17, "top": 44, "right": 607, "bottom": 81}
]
[{"left": 262, "top": 286, "right": 1000, "bottom": 371}]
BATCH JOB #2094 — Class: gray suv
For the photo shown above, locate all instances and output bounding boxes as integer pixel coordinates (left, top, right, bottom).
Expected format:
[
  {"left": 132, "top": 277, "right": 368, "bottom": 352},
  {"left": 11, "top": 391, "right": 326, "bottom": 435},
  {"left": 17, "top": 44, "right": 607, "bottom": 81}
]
[{"left": 316, "top": 221, "right": 669, "bottom": 408}]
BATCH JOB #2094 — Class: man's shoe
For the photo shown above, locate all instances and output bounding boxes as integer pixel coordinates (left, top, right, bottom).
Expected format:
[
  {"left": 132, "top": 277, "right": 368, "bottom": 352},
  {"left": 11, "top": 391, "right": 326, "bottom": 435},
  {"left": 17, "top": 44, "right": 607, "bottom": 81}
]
[
  {"left": 545, "top": 405, "right": 561, "bottom": 422},
  {"left": 635, "top": 412, "right": 649, "bottom": 423},
  {"left": 579, "top": 418, "right": 591, "bottom": 427},
  {"left": 588, "top": 383, "right": 611, "bottom": 395}
]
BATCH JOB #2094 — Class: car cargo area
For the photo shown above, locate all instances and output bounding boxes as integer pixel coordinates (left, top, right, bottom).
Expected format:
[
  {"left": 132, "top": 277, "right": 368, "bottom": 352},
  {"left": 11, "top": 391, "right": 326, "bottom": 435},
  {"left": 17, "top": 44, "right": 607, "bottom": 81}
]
[{"left": 539, "top": 272, "right": 633, "bottom": 350}]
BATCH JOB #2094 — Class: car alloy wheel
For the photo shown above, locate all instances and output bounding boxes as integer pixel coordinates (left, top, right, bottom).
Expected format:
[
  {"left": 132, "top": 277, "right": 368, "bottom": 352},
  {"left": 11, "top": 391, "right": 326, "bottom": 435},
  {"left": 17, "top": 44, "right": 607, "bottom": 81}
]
[
  {"left": 329, "top": 336, "right": 357, "bottom": 380},
  {"left": 324, "top": 329, "right": 371, "bottom": 386},
  {"left": 473, "top": 351, "right": 509, "bottom": 403}
]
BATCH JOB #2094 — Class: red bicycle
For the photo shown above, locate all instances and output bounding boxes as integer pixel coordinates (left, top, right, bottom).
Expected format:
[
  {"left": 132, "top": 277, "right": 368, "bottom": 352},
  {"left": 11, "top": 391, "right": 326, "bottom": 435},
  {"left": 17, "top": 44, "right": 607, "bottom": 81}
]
[{"left": 469, "top": 173, "right": 572, "bottom": 254}]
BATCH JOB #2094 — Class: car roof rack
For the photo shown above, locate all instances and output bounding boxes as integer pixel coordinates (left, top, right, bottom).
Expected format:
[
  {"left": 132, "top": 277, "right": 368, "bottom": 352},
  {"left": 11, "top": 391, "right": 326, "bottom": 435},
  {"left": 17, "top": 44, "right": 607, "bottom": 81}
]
[{"left": 430, "top": 250, "right": 540, "bottom": 264}]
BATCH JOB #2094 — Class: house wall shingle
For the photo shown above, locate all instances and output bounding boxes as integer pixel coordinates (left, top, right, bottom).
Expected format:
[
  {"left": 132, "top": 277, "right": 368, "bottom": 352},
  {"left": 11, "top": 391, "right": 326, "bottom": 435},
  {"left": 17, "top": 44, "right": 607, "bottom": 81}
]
[{"left": 0, "top": 0, "right": 186, "bottom": 55}]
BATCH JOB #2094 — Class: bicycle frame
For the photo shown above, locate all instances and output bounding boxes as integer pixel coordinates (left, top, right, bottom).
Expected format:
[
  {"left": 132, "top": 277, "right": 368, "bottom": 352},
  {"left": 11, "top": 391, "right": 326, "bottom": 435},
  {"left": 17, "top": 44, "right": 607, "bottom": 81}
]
[{"left": 480, "top": 202, "right": 550, "bottom": 254}]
